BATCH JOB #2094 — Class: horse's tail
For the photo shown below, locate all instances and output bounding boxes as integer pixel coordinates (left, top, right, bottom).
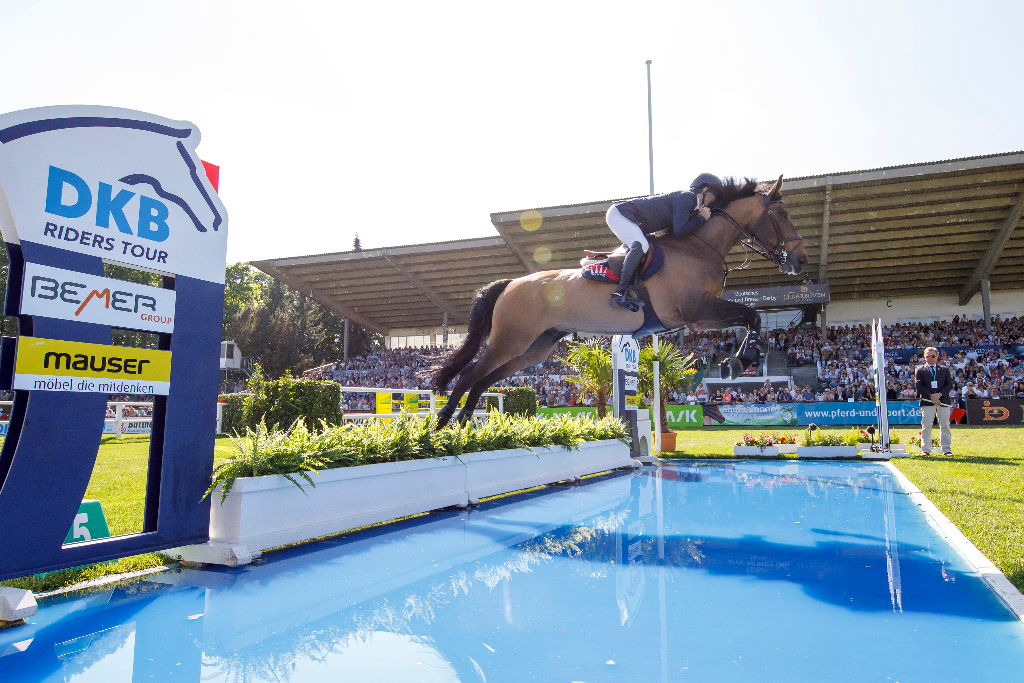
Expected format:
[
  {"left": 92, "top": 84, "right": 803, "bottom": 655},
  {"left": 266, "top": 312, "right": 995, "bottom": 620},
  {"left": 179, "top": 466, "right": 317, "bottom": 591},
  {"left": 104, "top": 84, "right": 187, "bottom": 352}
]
[{"left": 431, "top": 279, "right": 512, "bottom": 395}]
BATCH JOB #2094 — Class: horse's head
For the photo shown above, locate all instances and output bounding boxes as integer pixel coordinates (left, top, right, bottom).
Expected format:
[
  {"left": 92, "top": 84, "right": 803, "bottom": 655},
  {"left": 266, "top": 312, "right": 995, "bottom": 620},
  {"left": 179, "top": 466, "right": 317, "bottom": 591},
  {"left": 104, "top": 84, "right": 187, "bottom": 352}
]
[{"left": 720, "top": 175, "right": 808, "bottom": 275}]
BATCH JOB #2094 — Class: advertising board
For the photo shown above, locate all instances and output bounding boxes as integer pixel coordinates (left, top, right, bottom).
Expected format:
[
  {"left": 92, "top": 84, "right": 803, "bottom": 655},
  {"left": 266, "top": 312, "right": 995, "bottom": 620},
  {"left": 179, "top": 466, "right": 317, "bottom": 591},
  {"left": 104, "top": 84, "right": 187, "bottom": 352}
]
[
  {"left": 0, "top": 105, "right": 228, "bottom": 284},
  {"left": 20, "top": 262, "right": 176, "bottom": 333},
  {"left": 14, "top": 337, "right": 171, "bottom": 395},
  {"left": 964, "top": 399, "right": 1023, "bottom": 425},
  {"left": 722, "top": 284, "right": 829, "bottom": 308},
  {"left": 0, "top": 104, "right": 227, "bottom": 581}
]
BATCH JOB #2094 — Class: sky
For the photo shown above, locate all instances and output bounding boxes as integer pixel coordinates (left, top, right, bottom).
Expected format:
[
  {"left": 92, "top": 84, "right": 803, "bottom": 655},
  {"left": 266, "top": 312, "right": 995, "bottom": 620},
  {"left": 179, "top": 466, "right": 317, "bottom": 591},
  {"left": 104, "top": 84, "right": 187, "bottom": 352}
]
[{"left": 2, "top": 0, "right": 1022, "bottom": 264}]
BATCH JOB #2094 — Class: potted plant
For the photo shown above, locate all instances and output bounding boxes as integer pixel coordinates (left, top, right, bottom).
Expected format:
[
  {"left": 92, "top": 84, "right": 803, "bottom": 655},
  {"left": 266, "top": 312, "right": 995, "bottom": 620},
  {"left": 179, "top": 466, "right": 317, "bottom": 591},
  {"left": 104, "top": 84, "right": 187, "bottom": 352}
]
[
  {"left": 638, "top": 342, "right": 697, "bottom": 453},
  {"left": 733, "top": 432, "right": 780, "bottom": 456},
  {"left": 560, "top": 340, "right": 613, "bottom": 417}
]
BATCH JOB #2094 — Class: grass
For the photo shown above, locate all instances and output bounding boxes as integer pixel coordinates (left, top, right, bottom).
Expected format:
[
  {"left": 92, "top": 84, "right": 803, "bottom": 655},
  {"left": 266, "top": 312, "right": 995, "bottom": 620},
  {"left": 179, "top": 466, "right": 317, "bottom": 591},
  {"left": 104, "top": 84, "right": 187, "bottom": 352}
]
[
  {"left": 0, "top": 434, "right": 235, "bottom": 594},
  {"left": 667, "top": 425, "right": 1024, "bottom": 592},
  {"left": 4, "top": 426, "right": 1022, "bottom": 597}
]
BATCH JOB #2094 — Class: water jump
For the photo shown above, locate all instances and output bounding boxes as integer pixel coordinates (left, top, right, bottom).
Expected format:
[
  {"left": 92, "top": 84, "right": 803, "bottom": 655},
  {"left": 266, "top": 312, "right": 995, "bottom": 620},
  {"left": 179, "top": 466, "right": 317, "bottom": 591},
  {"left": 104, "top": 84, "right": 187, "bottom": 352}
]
[{"left": 432, "top": 175, "right": 809, "bottom": 428}]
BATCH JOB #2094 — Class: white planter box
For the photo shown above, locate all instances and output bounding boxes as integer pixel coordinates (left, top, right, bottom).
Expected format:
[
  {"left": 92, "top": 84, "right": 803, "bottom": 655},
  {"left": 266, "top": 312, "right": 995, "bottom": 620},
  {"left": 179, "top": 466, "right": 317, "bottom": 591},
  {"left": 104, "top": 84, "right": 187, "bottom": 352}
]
[
  {"left": 777, "top": 444, "right": 798, "bottom": 454},
  {"left": 733, "top": 446, "right": 779, "bottom": 456},
  {"left": 464, "top": 440, "right": 630, "bottom": 502},
  {"left": 169, "top": 440, "right": 632, "bottom": 566},
  {"left": 797, "top": 446, "right": 859, "bottom": 459},
  {"left": 169, "top": 456, "right": 467, "bottom": 565}
]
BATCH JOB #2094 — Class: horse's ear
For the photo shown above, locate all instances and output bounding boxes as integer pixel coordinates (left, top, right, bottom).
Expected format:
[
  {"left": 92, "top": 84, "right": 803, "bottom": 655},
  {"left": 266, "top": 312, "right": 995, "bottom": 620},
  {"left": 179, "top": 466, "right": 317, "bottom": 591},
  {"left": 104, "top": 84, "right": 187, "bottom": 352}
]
[{"left": 768, "top": 174, "right": 784, "bottom": 200}]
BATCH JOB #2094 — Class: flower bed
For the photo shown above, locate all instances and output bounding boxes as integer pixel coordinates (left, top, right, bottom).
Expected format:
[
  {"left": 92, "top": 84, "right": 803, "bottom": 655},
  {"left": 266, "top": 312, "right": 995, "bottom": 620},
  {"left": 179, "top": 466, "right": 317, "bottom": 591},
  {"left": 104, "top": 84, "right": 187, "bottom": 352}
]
[
  {"left": 732, "top": 432, "right": 799, "bottom": 457},
  {"left": 168, "top": 415, "right": 632, "bottom": 566}
]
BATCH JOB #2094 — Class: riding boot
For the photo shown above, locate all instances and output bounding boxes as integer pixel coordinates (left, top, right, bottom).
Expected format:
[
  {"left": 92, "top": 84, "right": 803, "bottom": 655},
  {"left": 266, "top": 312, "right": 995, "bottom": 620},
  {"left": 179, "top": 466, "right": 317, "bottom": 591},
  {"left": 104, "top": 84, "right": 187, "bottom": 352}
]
[{"left": 611, "top": 241, "right": 646, "bottom": 312}]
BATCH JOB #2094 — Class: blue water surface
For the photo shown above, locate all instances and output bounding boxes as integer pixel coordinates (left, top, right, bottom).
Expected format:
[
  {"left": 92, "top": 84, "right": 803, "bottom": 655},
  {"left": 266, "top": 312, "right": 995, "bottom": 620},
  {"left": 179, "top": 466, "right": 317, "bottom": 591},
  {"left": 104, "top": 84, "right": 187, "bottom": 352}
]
[{"left": 2, "top": 461, "right": 1022, "bottom": 682}]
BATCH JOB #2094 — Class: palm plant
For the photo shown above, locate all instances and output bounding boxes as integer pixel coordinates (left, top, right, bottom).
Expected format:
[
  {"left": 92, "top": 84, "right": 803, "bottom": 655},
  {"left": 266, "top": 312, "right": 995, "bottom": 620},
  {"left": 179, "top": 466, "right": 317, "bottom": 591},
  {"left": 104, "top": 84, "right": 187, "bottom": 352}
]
[
  {"left": 638, "top": 342, "right": 698, "bottom": 429},
  {"left": 559, "top": 339, "right": 613, "bottom": 417}
]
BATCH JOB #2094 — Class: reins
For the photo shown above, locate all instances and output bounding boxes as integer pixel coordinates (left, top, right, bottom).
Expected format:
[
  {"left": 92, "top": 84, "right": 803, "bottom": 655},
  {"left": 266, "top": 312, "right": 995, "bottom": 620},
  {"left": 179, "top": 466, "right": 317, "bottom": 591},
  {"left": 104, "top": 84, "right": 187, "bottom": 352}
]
[{"left": 707, "top": 193, "right": 804, "bottom": 284}]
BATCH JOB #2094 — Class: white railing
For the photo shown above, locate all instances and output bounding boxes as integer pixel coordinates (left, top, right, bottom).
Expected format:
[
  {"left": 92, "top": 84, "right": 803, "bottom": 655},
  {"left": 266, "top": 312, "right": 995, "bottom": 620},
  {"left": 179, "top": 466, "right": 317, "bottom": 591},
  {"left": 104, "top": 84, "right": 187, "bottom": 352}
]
[
  {"left": 0, "top": 400, "right": 158, "bottom": 439},
  {"left": 0, "top": 388, "right": 493, "bottom": 438},
  {"left": 337, "top": 386, "right": 503, "bottom": 423}
]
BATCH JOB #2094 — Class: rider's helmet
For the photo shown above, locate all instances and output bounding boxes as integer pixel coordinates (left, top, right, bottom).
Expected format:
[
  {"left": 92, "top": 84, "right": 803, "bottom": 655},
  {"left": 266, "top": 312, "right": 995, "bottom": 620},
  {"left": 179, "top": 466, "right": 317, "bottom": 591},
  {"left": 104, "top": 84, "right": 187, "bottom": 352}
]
[{"left": 689, "top": 173, "right": 723, "bottom": 193}]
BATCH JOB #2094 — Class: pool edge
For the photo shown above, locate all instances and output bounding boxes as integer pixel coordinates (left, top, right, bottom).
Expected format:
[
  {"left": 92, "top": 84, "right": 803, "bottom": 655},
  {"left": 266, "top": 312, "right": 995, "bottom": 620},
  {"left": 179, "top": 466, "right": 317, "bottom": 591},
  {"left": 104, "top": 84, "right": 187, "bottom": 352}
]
[{"left": 883, "top": 461, "right": 1024, "bottom": 623}]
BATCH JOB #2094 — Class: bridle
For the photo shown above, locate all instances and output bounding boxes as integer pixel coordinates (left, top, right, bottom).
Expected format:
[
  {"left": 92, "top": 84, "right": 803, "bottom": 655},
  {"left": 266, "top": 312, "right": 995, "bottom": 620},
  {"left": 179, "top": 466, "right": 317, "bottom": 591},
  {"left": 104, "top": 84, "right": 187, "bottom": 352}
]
[{"left": 710, "top": 194, "right": 804, "bottom": 269}]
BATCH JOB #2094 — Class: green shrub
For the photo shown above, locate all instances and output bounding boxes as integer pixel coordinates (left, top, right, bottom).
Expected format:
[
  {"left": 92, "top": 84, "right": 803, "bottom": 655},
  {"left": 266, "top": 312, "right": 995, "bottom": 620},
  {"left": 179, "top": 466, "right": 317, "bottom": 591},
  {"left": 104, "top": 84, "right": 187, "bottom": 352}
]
[
  {"left": 802, "top": 427, "right": 847, "bottom": 446},
  {"left": 204, "top": 413, "right": 629, "bottom": 501},
  {"left": 486, "top": 386, "right": 538, "bottom": 417},
  {"left": 219, "top": 393, "right": 247, "bottom": 434},
  {"left": 238, "top": 365, "right": 342, "bottom": 432}
]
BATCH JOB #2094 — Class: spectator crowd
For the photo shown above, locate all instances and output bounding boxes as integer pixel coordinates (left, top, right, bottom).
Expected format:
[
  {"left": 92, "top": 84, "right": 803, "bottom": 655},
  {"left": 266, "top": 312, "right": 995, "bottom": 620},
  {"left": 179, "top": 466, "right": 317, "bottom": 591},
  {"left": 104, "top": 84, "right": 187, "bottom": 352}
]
[{"left": 289, "top": 315, "right": 1024, "bottom": 410}]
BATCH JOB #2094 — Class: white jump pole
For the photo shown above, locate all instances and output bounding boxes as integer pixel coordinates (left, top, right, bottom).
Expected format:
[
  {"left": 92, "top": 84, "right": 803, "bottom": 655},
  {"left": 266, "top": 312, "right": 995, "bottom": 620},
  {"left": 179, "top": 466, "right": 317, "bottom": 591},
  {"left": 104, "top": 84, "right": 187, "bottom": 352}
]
[
  {"left": 872, "top": 319, "right": 891, "bottom": 450},
  {"left": 652, "top": 333, "right": 661, "bottom": 454}
]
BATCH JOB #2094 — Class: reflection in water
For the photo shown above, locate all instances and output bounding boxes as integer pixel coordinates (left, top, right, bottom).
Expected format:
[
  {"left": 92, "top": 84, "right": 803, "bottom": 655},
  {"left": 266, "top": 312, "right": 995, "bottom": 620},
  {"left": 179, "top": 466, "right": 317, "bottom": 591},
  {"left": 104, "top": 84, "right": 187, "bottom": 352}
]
[
  {"left": 3, "top": 463, "right": 1020, "bottom": 683},
  {"left": 883, "top": 474, "right": 903, "bottom": 612}
]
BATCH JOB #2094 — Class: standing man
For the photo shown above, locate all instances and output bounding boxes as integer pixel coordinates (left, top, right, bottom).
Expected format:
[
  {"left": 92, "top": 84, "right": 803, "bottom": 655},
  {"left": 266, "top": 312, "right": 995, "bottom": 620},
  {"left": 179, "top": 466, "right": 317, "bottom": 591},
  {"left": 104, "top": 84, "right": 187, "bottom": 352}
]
[{"left": 915, "top": 346, "right": 954, "bottom": 456}]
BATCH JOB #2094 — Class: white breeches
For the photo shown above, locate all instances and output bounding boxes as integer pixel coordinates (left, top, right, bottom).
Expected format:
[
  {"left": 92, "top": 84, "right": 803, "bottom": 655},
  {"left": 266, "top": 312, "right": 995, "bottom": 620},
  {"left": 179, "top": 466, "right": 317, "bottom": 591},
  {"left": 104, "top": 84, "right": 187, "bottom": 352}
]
[{"left": 606, "top": 205, "right": 649, "bottom": 252}]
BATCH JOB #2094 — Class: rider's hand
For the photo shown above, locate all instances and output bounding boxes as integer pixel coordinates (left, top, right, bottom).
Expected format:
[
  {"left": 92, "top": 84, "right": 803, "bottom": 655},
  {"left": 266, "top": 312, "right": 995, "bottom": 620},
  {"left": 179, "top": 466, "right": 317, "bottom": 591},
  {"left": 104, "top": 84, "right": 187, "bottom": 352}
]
[{"left": 698, "top": 206, "right": 711, "bottom": 220}]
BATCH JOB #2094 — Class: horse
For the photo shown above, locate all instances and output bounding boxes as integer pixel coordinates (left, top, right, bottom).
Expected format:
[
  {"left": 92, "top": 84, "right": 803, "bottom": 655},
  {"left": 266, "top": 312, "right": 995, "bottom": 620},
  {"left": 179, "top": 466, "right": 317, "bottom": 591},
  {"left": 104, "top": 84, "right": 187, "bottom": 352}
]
[{"left": 431, "top": 175, "right": 809, "bottom": 428}]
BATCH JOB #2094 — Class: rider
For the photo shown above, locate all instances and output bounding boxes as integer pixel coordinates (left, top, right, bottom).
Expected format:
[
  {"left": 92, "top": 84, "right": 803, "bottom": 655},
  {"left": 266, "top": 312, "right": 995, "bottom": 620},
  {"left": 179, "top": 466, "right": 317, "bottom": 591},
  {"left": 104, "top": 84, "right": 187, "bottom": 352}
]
[{"left": 605, "top": 173, "right": 723, "bottom": 311}]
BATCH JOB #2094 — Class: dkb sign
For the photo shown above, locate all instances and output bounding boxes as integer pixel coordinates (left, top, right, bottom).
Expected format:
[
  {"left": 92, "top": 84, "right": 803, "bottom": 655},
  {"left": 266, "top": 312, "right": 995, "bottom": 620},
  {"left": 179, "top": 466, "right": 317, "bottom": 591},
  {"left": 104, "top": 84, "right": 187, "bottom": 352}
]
[{"left": 0, "top": 105, "right": 228, "bottom": 580}]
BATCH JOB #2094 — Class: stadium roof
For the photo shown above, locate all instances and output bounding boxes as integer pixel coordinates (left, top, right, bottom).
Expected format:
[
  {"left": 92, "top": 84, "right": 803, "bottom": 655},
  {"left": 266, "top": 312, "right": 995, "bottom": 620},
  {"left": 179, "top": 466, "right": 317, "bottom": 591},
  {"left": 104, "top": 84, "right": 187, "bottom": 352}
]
[{"left": 253, "top": 151, "right": 1024, "bottom": 334}]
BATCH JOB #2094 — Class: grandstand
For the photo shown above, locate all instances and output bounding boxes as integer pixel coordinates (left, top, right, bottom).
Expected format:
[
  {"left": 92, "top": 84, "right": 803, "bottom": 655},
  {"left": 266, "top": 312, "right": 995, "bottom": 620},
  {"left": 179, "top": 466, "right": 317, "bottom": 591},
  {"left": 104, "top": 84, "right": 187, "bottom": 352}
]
[
  {"left": 254, "top": 151, "right": 1024, "bottom": 408},
  {"left": 254, "top": 150, "right": 1024, "bottom": 347}
]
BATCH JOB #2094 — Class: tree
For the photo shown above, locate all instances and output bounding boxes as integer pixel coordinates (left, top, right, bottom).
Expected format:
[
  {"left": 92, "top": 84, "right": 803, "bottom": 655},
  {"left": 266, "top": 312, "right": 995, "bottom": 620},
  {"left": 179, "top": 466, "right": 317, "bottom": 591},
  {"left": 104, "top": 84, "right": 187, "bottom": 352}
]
[
  {"left": 352, "top": 233, "right": 362, "bottom": 251},
  {"left": 560, "top": 339, "right": 613, "bottom": 417},
  {"left": 638, "top": 342, "right": 697, "bottom": 429},
  {"left": 223, "top": 262, "right": 272, "bottom": 340}
]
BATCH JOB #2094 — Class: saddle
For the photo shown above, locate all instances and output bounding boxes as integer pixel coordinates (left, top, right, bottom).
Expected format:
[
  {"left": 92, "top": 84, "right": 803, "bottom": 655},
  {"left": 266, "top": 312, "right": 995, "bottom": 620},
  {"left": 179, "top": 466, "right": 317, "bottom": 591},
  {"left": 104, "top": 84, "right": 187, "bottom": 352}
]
[
  {"left": 579, "top": 242, "right": 664, "bottom": 284},
  {"left": 579, "top": 242, "right": 667, "bottom": 339}
]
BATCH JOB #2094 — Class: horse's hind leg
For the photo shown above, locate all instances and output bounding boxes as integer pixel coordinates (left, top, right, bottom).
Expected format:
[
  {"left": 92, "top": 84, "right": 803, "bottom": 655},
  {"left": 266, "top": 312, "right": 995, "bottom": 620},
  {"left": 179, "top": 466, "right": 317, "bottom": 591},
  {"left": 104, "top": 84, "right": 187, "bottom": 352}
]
[
  {"left": 436, "top": 332, "right": 540, "bottom": 428},
  {"left": 454, "top": 328, "right": 564, "bottom": 423}
]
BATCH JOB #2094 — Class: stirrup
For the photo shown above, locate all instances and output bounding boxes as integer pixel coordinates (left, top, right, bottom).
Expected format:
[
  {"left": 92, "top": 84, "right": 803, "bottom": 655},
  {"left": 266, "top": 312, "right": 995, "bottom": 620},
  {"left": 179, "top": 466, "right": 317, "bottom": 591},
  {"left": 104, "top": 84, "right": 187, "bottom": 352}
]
[{"left": 611, "top": 291, "right": 644, "bottom": 312}]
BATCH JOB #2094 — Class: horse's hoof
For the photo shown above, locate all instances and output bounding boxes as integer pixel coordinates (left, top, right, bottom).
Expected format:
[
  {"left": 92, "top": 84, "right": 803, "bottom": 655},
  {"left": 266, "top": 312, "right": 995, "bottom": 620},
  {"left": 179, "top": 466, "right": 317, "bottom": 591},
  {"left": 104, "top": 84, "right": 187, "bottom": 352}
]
[
  {"left": 435, "top": 406, "right": 455, "bottom": 429},
  {"left": 719, "top": 360, "right": 732, "bottom": 379}
]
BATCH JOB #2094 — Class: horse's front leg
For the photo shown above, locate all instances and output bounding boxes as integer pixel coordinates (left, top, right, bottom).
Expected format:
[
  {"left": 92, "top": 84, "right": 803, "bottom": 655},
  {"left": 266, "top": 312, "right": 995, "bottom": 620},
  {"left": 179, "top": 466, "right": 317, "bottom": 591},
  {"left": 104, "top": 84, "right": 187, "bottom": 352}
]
[{"left": 689, "top": 296, "right": 760, "bottom": 379}]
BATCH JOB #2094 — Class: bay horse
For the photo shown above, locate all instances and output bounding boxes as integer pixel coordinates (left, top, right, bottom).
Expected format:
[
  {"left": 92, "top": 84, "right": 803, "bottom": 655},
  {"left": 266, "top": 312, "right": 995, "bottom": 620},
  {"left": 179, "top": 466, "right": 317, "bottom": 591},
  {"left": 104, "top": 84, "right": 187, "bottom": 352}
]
[{"left": 432, "top": 176, "right": 808, "bottom": 428}]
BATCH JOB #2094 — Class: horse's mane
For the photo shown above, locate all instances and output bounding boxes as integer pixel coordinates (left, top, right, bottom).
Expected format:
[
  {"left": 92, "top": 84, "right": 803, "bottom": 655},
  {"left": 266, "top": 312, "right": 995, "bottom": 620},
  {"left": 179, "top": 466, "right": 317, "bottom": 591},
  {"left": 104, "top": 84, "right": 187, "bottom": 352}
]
[{"left": 707, "top": 177, "right": 759, "bottom": 209}]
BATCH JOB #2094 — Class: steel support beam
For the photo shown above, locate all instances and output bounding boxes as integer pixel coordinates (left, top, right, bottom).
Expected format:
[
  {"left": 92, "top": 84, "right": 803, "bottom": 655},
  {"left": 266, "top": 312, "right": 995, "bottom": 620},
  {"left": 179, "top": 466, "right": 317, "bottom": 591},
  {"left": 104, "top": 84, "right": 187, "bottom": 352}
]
[
  {"left": 490, "top": 219, "right": 536, "bottom": 274},
  {"left": 982, "top": 279, "right": 992, "bottom": 333},
  {"left": 818, "top": 178, "right": 833, "bottom": 283},
  {"left": 253, "top": 263, "right": 386, "bottom": 334},
  {"left": 959, "top": 187, "right": 1024, "bottom": 305},
  {"left": 381, "top": 254, "right": 466, "bottom": 324}
]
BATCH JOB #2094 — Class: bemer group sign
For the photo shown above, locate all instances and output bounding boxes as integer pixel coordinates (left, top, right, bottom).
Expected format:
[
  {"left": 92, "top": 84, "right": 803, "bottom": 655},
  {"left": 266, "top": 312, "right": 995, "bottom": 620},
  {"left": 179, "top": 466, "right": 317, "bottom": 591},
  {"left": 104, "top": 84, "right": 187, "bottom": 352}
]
[{"left": 0, "top": 105, "right": 228, "bottom": 580}]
